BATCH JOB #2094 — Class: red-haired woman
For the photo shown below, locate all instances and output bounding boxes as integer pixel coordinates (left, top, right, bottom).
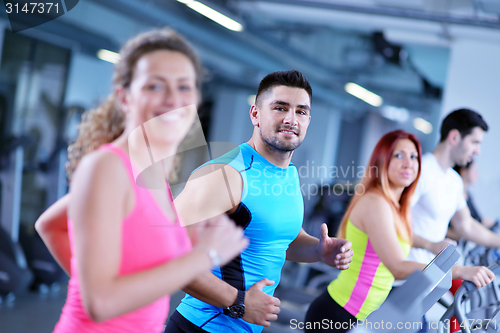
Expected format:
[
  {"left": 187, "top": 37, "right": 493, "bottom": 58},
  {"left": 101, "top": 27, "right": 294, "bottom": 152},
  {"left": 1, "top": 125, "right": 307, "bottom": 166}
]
[{"left": 304, "top": 130, "right": 494, "bottom": 333}]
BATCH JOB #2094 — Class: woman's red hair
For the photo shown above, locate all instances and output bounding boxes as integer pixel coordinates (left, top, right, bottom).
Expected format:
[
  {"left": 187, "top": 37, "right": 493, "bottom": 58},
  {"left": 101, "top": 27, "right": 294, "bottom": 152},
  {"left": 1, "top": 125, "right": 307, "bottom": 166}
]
[{"left": 337, "top": 130, "right": 422, "bottom": 243}]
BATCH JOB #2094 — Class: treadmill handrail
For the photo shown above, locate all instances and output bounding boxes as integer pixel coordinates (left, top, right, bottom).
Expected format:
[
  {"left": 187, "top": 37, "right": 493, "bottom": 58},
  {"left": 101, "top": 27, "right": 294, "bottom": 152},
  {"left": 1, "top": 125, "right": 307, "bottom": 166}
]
[
  {"left": 350, "top": 245, "right": 460, "bottom": 333},
  {"left": 441, "top": 258, "right": 500, "bottom": 333}
]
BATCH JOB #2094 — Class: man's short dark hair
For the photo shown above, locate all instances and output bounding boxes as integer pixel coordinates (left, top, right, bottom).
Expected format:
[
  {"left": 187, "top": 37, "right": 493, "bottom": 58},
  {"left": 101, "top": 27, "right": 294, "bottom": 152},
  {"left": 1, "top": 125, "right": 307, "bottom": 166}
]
[
  {"left": 440, "top": 108, "right": 488, "bottom": 142},
  {"left": 255, "top": 70, "right": 312, "bottom": 107}
]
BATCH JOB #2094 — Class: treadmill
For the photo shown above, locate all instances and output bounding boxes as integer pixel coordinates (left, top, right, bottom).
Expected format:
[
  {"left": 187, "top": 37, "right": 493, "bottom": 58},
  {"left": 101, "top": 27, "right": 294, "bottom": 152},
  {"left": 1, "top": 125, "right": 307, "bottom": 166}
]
[{"left": 350, "top": 245, "right": 461, "bottom": 333}]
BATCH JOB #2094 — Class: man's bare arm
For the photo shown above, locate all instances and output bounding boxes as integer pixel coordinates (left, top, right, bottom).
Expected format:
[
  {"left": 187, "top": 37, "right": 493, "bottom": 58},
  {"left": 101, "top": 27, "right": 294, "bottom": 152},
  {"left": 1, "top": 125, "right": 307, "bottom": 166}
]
[
  {"left": 174, "top": 164, "right": 280, "bottom": 327},
  {"left": 412, "top": 234, "right": 456, "bottom": 255},
  {"left": 451, "top": 206, "right": 500, "bottom": 248},
  {"left": 286, "top": 227, "right": 353, "bottom": 270}
]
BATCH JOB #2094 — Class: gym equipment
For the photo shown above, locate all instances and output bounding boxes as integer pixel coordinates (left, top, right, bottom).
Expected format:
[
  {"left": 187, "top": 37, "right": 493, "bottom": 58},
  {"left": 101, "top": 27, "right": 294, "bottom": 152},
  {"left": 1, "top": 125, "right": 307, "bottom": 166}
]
[
  {"left": 459, "top": 221, "right": 500, "bottom": 267},
  {"left": 19, "top": 225, "right": 64, "bottom": 290},
  {"left": 0, "top": 252, "right": 32, "bottom": 303},
  {"left": 0, "top": 226, "right": 33, "bottom": 300},
  {"left": 437, "top": 259, "right": 500, "bottom": 333},
  {"left": 350, "top": 244, "right": 461, "bottom": 333}
]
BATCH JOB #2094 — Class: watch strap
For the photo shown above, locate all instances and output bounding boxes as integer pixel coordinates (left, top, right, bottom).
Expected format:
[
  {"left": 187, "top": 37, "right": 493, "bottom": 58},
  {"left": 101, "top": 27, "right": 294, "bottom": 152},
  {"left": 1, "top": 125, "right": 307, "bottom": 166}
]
[
  {"left": 235, "top": 289, "right": 245, "bottom": 305},
  {"left": 223, "top": 289, "right": 245, "bottom": 316}
]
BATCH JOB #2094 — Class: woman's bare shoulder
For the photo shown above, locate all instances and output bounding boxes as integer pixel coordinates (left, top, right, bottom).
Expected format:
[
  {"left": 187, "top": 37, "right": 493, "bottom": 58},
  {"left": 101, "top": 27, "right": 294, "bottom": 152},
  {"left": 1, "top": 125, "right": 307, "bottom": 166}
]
[
  {"left": 72, "top": 148, "right": 129, "bottom": 190},
  {"left": 352, "top": 190, "right": 393, "bottom": 218}
]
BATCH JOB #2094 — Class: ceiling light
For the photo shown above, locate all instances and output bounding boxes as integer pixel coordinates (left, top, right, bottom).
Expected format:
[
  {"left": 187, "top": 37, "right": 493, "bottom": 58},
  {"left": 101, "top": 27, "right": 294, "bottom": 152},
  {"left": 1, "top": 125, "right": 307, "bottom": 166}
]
[
  {"left": 97, "top": 49, "right": 120, "bottom": 64},
  {"left": 344, "top": 82, "right": 383, "bottom": 107},
  {"left": 413, "top": 117, "right": 433, "bottom": 134},
  {"left": 381, "top": 105, "right": 410, "bottom": 123},
  {"left": 177, "top": 0, "right": 243, "bottom": 32},
  {"left": 247, "top": 94, "right": 256, "bottom": 106}
]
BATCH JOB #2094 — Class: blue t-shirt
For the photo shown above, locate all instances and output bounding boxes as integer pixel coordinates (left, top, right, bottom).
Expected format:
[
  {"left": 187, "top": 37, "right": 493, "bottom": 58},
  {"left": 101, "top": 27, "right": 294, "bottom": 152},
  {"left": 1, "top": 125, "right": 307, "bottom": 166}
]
[{"left": 176, "top": 143, "right": 304, "bottom": 332}]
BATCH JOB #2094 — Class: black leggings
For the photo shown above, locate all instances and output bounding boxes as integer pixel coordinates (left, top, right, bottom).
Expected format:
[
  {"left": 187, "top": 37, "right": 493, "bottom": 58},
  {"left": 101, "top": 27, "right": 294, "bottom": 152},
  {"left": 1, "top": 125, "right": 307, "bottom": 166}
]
[
  {"left": 304, "top": 290, "right": 358, "bottom": 333},
  {"left": 164, "top": 311, "right": 209, "bottom": 333}
]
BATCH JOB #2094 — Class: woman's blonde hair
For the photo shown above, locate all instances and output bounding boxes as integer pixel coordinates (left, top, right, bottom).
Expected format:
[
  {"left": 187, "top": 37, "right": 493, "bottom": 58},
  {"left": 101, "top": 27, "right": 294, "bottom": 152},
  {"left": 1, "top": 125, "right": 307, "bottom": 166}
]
[{"left": 66, "top": 28, "right": 203, "bottom": 180}]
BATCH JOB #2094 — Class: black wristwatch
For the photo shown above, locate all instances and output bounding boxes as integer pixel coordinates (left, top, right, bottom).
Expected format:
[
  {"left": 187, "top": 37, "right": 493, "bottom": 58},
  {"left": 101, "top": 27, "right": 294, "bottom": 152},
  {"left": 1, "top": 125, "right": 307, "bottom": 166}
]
[{"left": 223, "top": 290, "right": 245, "bottom": 319}]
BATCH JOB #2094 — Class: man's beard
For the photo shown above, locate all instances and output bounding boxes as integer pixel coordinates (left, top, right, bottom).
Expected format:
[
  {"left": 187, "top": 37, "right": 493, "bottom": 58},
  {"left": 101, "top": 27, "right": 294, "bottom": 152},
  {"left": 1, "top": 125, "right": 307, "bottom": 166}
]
[
  {"left": 452, "top": 143, "right": 470, "bottom": 167},
  {"left": 260, "top": 126, "right": 302, "bottom": 152}
]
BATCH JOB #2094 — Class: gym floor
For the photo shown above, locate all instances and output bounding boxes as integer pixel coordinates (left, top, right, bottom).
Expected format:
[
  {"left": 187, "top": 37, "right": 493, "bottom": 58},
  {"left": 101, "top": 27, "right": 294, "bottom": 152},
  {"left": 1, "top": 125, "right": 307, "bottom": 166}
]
[
  {"left": 0, "top": 283, "right": 446, "bottom": 333},
  {"left": 0, "top": 284, "right": 296, "bottom": 333},
  {"left": 0, "top": 286, "right": 66, "bottom": 333}
]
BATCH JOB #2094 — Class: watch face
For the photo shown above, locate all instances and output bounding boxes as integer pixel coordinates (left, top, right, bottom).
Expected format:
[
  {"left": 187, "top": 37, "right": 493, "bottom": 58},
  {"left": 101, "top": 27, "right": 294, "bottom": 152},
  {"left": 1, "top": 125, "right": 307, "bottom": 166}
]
[{"left": 228, "top": 305, "right": 245, "bottom": 319}]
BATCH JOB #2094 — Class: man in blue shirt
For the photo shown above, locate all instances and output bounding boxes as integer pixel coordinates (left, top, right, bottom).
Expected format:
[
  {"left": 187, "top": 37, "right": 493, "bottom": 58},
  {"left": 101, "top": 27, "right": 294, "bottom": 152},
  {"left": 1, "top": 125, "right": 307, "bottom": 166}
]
[{"left": 166, "top": 70, "right": 354, "bottom": 333}]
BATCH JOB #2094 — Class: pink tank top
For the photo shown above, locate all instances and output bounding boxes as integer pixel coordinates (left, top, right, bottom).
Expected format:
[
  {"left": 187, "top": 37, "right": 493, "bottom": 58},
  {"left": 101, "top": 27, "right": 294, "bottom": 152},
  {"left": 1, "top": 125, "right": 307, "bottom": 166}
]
[{"left": 53, "top": 144, "right": 192, "bottom": 333}]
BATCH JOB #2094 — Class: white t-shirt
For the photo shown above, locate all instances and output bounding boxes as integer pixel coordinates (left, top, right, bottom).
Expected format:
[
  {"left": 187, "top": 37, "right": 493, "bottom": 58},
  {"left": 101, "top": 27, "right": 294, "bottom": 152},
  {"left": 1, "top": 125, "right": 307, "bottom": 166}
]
[{"left": 407, "top": 152, "right": 467, "bottom": 265}]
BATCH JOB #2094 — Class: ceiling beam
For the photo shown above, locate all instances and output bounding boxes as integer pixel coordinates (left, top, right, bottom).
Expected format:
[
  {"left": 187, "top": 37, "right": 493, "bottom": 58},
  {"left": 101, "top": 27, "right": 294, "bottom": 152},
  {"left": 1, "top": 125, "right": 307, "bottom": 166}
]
[
  {"left": 87, "top": 0, "right": 349, "bottom": 107},
  {"left": 255, "top": 0, "right": 500, "bottom": 29}
]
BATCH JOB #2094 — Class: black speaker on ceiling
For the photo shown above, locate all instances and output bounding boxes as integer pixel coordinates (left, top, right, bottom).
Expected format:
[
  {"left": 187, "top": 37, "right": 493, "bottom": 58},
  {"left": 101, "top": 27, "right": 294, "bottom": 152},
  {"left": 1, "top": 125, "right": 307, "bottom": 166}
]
[{"left": 372, "top": 31, "right": 403, "bottom": 65}]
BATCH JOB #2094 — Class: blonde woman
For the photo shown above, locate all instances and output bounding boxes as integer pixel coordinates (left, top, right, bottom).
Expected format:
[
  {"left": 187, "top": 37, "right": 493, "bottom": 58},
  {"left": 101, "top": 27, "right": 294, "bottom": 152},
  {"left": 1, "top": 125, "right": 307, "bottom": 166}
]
[{"left": 39, "top": 29, "right": 248, "bottom": 333}]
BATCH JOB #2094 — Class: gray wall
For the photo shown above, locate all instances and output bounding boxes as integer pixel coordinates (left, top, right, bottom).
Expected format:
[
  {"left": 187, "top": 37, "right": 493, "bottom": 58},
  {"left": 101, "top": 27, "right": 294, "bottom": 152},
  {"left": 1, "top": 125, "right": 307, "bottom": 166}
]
[{"left": 442, "top": 38, "right": 500, "bottom": 220}]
